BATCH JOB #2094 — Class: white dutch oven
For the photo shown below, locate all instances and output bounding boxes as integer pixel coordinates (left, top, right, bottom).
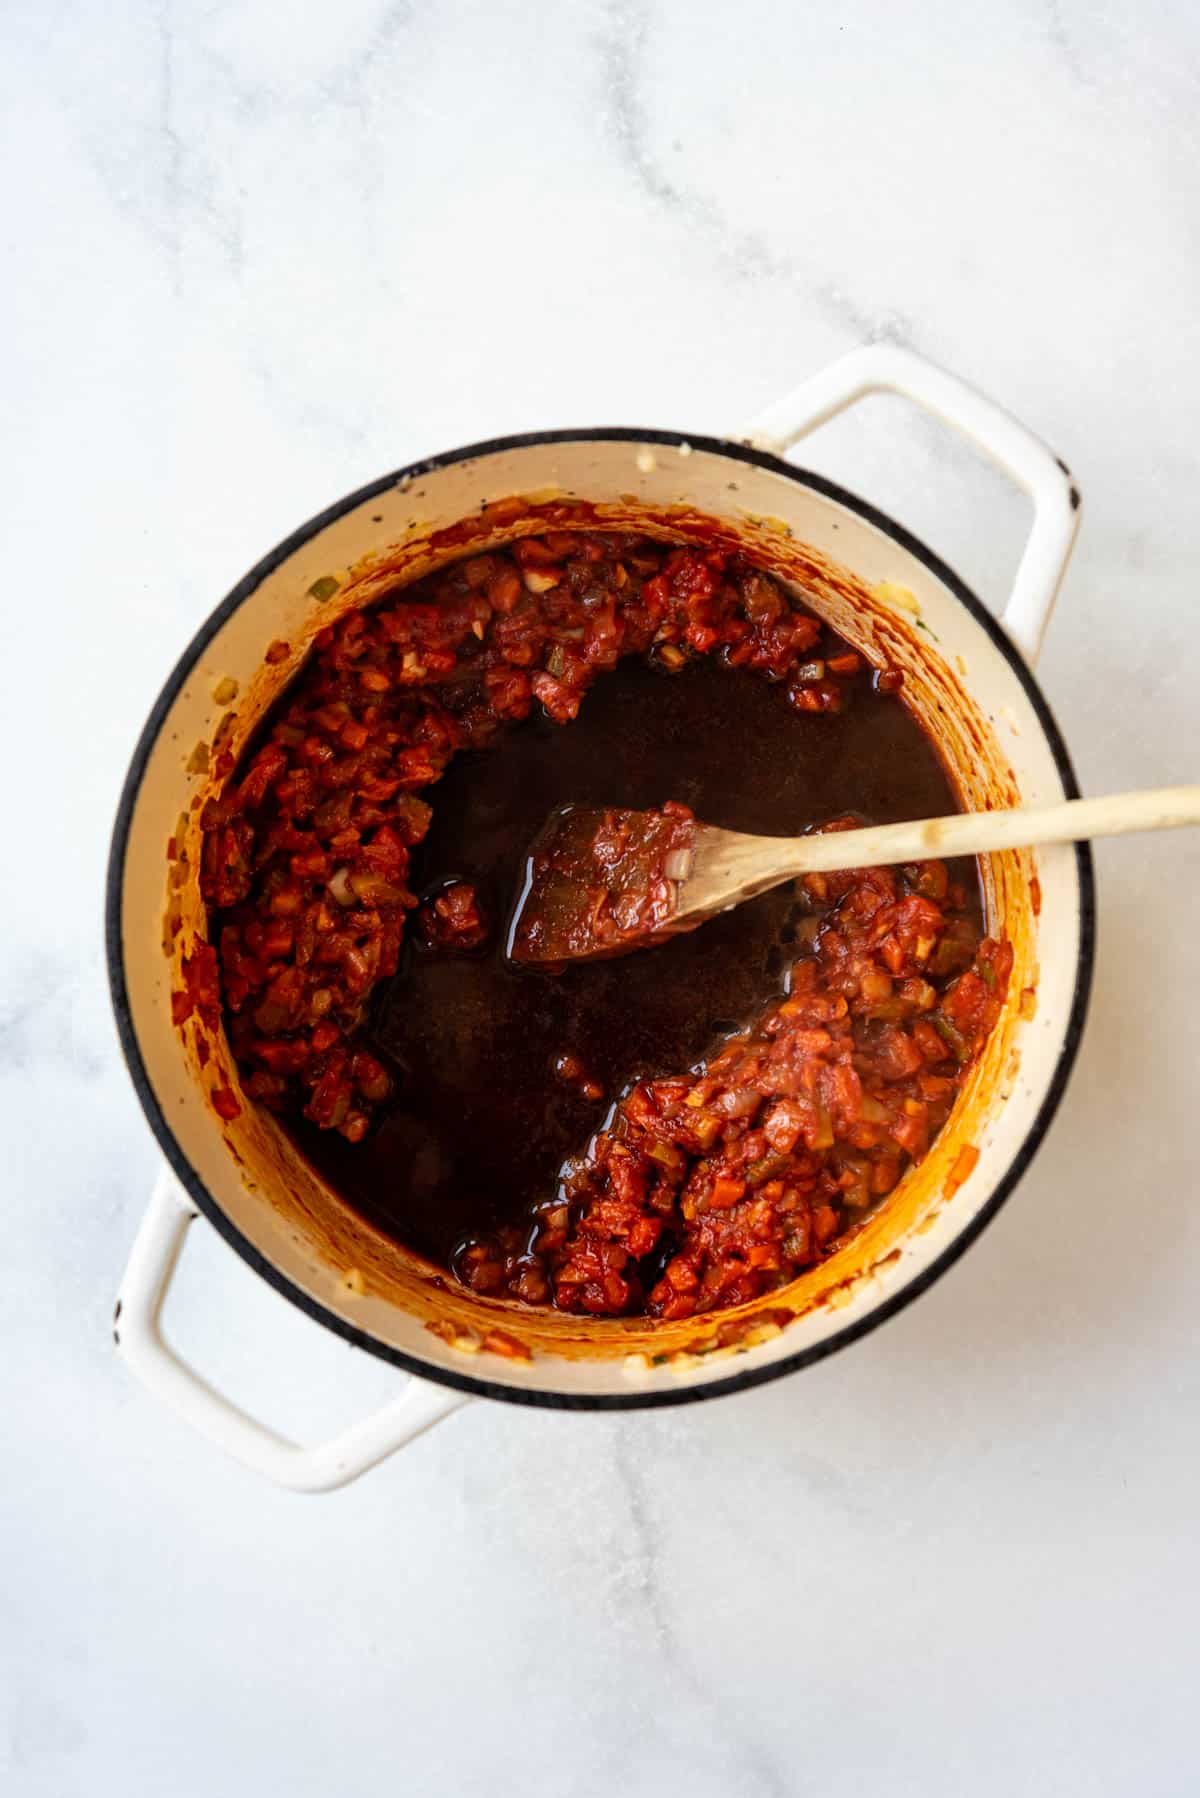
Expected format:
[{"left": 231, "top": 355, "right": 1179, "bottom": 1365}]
[{"left": 108, "top": 348, "right": 1093, "bottom": 1490}]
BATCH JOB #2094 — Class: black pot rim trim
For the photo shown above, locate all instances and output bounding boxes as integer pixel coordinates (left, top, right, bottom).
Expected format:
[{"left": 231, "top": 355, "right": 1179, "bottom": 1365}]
[{"left": 106, "top": 426, "right": 1095, "bottom": 1413}]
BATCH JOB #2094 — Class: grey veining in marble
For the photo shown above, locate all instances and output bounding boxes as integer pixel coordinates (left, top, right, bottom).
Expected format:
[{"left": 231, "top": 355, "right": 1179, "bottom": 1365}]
[{"left": 3, "top": 2, "right": 1199, "bottom": 1793}]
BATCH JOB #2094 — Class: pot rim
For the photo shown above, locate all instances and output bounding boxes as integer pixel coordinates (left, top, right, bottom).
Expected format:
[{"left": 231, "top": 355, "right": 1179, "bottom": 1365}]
[{"left": 106, "top": 426, "right": 1095, "bottom": 1410}]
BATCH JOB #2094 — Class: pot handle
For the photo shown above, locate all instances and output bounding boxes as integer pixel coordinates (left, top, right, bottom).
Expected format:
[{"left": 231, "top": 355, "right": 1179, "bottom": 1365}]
[
  {"left": 115, "top": 1167, "right": 471, "bottom": 1493},
  {"left": 739, "top": 344, "right": 1080, "bottom": 665}
]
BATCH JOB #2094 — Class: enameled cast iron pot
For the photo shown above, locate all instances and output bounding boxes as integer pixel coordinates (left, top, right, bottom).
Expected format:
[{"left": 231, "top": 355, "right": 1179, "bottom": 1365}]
[{"left": 108, "top": 347, "right": 1094, "bottom": 1490}]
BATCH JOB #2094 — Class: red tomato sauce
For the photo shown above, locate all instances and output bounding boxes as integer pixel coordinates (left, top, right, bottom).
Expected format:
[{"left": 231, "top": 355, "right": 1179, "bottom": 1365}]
[{"left": 189, "top": 532, "right": 1009, "bottom": 1320}]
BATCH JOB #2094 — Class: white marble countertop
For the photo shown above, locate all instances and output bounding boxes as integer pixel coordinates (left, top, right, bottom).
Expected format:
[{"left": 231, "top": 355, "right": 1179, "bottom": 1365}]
[{"left": 4, "top": 2, "right": 1199, "bottom": 1793}]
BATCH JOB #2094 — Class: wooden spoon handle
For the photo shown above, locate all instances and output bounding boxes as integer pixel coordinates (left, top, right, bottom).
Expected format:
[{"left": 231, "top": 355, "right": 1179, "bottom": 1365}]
[{"left": 742, "top": 784, "right": 1200, "bottom": 883}]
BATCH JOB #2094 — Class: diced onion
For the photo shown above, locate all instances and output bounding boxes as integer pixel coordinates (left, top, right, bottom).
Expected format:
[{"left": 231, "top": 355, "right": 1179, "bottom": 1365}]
[
  {"left": 523, "top": 568, "right": 561, "bottom": 595},
  {"left": 328, "top": 866, "right": 355, "bottom": 907},
  {"left": 714, "top": 1087, "right": 760, "bottom": 1119},
  {"left": 664, "top": 849, "right": 694, "bottom": 881}
]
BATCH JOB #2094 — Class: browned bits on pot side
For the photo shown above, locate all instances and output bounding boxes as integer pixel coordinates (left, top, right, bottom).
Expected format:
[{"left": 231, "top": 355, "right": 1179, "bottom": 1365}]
[
  {"left": 943, "top": 1141, "right": 981, "bottom": 1199},
  {"left": 480, "top": 1327, "right": 534, "bottom": 1361},
  {"left": 425, "top": 1318, "right": 481, "bottom": 1353},
  {"left": 172, "top": 941, "right": 221, "bottom": 1031}
]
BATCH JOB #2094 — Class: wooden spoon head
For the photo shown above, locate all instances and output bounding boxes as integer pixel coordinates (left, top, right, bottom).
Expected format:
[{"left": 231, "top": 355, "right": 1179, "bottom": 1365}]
[{"left": 507, "top": 803, "right": 706, "bottom": 964}]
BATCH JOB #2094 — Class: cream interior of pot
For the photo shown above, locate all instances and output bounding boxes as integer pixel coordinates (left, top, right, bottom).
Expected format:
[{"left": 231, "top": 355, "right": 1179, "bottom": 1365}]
[{"left": 115, "top": 436, "right": 1084, "bottom": 1399}]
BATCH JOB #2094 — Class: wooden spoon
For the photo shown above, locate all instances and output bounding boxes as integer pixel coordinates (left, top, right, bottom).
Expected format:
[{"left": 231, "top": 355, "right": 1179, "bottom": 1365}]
[{"left": 507, "top": 786, "right": 1200, "bottom": 965}]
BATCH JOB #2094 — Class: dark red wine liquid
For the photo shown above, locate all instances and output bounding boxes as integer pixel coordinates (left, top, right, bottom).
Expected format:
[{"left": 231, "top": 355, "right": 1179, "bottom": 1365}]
[{"left": 286, "top": 648, "right": 974, "bottom": 1269}]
